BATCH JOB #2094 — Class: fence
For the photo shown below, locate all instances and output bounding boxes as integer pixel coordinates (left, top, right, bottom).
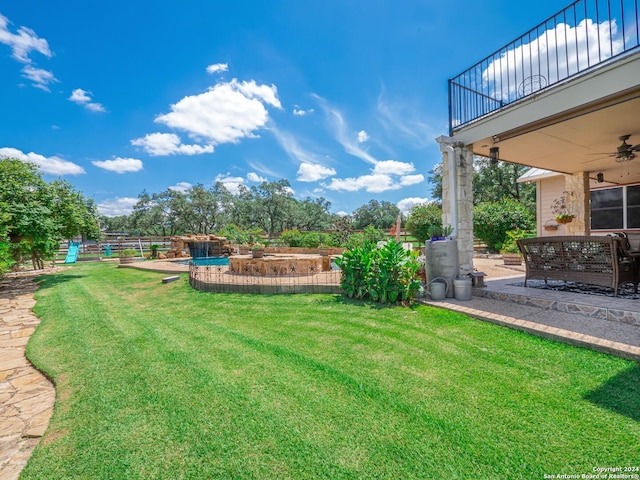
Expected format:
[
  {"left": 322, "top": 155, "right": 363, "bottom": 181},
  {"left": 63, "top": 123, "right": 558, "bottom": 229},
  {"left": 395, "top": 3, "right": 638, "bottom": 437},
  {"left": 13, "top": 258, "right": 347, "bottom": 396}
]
[{"left": 189, "top": 263, "right": 342, "bottom": 294}]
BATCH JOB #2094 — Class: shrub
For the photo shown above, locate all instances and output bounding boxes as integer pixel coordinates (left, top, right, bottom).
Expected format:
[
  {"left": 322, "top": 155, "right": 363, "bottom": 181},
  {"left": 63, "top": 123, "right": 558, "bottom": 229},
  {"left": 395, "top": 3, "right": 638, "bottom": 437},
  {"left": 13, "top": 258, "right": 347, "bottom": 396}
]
[
  {"left": 279, "top": 229, "right": 303, "bottom": 247},
  {"left": 335, "top": 241, "right": 421, "bottom": 305},
  {"left": 346, "top": 226, "right": 386, "bottom": 249},
  {"left": 406, "top": 203, "right": 442, "bottom": 243},
  {"left": 300, "top": 232, "right": 321, "bottom": 248},
  {"left": 474, "top": 199, "right": 535, "bottom": 251},
  {"left": 0, "top": 241, "right": 14, "bottom": 278}
]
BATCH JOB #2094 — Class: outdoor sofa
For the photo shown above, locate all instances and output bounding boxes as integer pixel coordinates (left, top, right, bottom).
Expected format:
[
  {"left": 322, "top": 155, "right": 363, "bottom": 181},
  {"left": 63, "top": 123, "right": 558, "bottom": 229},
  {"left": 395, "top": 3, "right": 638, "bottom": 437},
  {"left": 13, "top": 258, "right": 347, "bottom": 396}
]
[{"left": 516, "top": 235, "right": 639, "bottom": 297}]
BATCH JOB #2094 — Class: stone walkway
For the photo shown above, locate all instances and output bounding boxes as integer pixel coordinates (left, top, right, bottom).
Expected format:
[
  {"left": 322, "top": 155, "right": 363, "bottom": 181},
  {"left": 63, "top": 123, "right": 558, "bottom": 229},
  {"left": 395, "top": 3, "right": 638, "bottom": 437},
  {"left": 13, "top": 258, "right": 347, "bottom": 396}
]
[{"left": 0, "top": 273, "right": 55, "bottom": 480}]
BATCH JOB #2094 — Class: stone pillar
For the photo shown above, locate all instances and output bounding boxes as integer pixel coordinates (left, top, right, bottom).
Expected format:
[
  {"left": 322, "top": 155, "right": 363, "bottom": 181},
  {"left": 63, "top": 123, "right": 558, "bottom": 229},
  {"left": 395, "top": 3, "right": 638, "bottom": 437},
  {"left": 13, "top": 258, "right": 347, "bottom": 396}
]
[
  {"left": 456, "top": 145, "right": 474, "bottom": 275},
  {"left": 438, "top": 136, "right": 474, "bottom": 276},
  {"left": 564, "top": 172, "right": 590, "bottom": 235}
]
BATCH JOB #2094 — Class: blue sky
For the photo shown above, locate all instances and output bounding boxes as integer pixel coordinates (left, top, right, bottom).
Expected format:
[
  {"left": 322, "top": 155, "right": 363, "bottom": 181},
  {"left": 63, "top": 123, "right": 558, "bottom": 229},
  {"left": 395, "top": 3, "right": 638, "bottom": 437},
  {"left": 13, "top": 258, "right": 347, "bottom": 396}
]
[{"left": 0, "top": 1, "right": 570, "bottom": 217}]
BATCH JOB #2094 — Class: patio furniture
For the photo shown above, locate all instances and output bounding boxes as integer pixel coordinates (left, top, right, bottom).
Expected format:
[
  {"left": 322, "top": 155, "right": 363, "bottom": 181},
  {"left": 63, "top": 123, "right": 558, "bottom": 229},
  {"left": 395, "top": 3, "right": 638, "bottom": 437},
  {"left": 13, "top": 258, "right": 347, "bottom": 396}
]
[{"left": 517, "top": 235, "right": 638, "bottom": 297}]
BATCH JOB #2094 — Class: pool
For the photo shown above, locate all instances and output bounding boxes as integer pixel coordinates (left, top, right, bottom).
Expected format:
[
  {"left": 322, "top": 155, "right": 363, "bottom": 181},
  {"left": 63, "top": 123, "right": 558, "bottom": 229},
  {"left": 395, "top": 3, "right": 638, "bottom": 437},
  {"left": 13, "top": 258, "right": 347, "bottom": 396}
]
[{"left": 174, "top": 257, "right": 230, "bottom": 266}]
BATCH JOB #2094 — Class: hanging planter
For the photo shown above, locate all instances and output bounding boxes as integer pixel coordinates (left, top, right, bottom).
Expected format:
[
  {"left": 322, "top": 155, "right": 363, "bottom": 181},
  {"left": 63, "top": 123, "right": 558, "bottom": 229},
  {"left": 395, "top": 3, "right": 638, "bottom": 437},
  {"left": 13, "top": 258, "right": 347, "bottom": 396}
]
[
  {"left": 555, "top": 214, "right": 575, "bottom": 224},
  {"left": 551, "top": 194, "right": 575, "bottom": 225},
  {"left": 543, "top": 220, "right": 560, "bottom": 231}
]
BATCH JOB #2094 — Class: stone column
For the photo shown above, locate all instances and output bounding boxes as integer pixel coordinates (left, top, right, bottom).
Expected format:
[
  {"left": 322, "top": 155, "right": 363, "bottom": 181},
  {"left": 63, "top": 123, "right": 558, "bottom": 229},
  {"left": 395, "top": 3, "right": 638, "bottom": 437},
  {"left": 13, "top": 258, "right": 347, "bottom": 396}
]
[
  {"left": 438, "top": 136, "right": 474, "bottom": 276},
  {"left": 564, "top": 172, "right": 591, "bottom": 235},
  {"left": 456, "top": 145, "right": 474, "bottom": 275}
]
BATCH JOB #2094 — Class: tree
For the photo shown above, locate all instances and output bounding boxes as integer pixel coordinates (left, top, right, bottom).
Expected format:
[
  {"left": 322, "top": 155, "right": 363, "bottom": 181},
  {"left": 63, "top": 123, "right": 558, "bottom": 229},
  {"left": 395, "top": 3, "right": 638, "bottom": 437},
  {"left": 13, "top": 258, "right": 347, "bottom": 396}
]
[
  {"left": 352, "top": 200, "right": 401, "bottom": 230},
  {"left": 405, "top": 202, "right": 442, "bottom": 243},
  {"left": 428, "top": 158, "right": 535, "bottom": 209},
  {"left": 0, "top": 158, "right": 101, "bottom": 270},
  {"left": 288, "top": 197, "right": 332, "bottom": 231},
  {"left": 250, "top": 180, "right": 294, "bottom": 238}
]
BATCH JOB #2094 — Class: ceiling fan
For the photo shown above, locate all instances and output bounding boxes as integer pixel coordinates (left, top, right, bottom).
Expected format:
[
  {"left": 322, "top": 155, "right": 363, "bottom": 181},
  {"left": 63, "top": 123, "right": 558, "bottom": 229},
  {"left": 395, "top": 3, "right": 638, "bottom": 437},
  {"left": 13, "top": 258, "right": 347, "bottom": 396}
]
[
  {"left": 582, "top": 134, "right": 640, "bottom": 164},
  {"left": 609, "top": 134, "right": 640, "bottom": 162}
]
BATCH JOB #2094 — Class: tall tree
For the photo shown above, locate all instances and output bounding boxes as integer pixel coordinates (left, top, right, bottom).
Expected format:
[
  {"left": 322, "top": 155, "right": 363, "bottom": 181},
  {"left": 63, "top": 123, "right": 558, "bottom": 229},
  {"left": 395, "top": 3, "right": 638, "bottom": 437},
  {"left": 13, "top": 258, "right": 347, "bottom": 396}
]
[
  {"left": 352, "top": 199, "right": 401, "bottom": 230},
  {"left": 0, "top": 158, "right": 100, "bottom": 269},
  {"left": 250, "top": 179, "right": 294, "bottom": 238},
  {"left": 289, "top": 197, "right": 332, "bottom": 231},
  {"left": 428, "top": 157, "right": 535, "bottom": 210}
]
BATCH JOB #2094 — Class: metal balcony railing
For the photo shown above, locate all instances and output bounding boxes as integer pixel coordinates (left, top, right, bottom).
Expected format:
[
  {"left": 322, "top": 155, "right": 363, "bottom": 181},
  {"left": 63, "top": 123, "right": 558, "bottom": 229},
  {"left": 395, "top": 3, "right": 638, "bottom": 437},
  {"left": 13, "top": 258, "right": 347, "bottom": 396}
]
[{"left": 449, "top": 0, "right": 640, "bottom": 134}]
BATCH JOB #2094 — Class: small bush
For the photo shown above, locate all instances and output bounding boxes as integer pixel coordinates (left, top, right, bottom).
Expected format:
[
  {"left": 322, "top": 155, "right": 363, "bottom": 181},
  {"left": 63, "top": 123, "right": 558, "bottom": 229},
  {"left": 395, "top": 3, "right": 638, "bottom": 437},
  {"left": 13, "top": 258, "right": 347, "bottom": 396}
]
[
  {"left": 279, "top": 229, "right": 303, "bottom": 247},
  {"left": 474, "top": 199, "right": 535, "bottom": 251},
  {"left": 406, "top": 203, "right": 442, "bottom": 243}
]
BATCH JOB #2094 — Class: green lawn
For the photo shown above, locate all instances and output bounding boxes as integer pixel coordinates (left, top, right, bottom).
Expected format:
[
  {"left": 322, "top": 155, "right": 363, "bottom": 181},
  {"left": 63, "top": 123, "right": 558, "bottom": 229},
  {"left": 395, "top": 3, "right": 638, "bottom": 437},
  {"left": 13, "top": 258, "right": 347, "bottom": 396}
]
[{"left": 23, "top": 262, "right": 640, "bottom": 479}]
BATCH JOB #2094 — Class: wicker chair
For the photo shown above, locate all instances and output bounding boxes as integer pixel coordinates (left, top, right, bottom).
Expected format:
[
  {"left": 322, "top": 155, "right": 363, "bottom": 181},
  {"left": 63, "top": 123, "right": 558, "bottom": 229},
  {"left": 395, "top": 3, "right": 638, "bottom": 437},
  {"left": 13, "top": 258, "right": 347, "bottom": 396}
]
[{"left": 517, "top": 235, "right": 638, "bottom": 296}]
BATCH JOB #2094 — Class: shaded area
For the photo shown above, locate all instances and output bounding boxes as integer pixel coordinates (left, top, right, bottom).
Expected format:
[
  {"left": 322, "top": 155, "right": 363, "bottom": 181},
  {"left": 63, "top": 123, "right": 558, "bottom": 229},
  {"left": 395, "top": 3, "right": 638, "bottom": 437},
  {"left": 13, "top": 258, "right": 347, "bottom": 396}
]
[
  {"left": 584, "top": 364, "right": 640, "bottom": 423},
  {"left": 509, "top": 280, "right": 640, "bottom": 299}
]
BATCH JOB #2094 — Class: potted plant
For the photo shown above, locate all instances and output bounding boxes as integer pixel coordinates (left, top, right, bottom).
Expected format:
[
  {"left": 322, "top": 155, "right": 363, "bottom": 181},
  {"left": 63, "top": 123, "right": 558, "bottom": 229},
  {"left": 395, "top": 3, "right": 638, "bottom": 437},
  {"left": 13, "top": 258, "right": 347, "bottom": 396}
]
[
  {"left": 551, "top": 195, "right": 575, "bottom": 224},
  {"left": 555, "top": 213, "right": 575, "bottom": 224},
  {"left": 251, "top": 243, "right": 265, "bottom": 259},
  {"left": 150, "top": 244, "right": 160, "bottom": 259},
  {"left": 239, "top": 243, "right": 250, "bottom": 255},
  {"left": 119, "top": 248, "right": 138, "bottom": 264},
  {"left": 500, "top": 229, "right": 526, "bottom": 265},
  {"left": 428, "top": 225, "right": 454, "bottom": 241}
]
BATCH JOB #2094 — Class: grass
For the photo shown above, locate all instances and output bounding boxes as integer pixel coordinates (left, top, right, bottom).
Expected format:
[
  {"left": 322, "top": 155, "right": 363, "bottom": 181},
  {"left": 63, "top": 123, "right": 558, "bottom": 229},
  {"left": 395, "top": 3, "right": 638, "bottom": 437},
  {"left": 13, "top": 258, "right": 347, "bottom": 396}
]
[{"left": 22, "top": 262, "right": 640, "bottom": 479}]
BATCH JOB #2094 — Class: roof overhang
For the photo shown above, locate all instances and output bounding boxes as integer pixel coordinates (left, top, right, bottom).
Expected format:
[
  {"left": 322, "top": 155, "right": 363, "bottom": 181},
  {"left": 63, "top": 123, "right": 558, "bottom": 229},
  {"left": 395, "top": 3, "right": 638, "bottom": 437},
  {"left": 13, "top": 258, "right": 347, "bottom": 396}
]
[{"left": 450, "top": 51, "right": 640, "bottom": 185}]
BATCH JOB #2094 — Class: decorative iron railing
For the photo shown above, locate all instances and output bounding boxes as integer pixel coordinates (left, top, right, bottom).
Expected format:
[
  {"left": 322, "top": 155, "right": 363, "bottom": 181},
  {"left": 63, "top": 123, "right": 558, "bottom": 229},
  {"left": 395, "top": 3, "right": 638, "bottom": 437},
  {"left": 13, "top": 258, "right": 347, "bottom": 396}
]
[{"left": 449, "top": 0, "right": 640, "bottom": 134}]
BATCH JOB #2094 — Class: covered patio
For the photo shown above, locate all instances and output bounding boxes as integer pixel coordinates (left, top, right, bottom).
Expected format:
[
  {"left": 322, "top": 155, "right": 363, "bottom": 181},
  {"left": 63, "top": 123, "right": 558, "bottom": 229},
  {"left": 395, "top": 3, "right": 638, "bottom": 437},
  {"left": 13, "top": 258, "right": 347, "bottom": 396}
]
[{"left": 437, "top": 0, "right": 640, "bottom": 276}]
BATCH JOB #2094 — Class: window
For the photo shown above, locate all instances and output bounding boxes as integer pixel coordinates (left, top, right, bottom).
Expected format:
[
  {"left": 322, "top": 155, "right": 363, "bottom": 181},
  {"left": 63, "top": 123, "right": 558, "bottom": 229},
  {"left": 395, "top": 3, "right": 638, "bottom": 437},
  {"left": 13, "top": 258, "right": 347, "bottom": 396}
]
[
  {"left": 627, "top": 186, "right": 640, "bottom": 229},
  {"left": 591, "top": 185, "right": 640, "bottom": 230}
]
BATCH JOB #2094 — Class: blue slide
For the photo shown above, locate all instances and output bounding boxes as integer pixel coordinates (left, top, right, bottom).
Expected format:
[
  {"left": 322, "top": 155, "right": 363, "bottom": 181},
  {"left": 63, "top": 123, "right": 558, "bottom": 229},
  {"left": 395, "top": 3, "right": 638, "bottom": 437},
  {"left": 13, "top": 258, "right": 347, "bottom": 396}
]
[{"left": 64, "top": 241, "right": 81, "bottom": 264}]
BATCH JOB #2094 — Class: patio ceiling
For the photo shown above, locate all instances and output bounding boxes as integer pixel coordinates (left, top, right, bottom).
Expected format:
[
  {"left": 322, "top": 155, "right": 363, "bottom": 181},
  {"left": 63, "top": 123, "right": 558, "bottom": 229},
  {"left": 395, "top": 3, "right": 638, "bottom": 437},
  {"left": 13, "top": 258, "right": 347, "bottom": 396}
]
[{"left": 471, "top": 88, "right": 640, "bottom": 185}]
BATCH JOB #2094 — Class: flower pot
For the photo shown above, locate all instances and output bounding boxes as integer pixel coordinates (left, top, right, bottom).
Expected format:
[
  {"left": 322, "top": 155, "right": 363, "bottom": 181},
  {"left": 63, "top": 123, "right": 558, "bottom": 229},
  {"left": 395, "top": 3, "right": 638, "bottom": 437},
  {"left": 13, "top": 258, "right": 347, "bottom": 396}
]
[
  {"left": 502, "top": 253, "right": 522, "bottom": 265},
  {"left": 252, "top": 249, "right": 265, "bottom": 259},
  {"left": 119, "top": 256, "right": 134, "bottom": 264},
  {"left": 239, "top": 246, "right": 250, "bottom": 255},
  {"left": 555, "top": 216, "right": 574, "bottom": 224}
]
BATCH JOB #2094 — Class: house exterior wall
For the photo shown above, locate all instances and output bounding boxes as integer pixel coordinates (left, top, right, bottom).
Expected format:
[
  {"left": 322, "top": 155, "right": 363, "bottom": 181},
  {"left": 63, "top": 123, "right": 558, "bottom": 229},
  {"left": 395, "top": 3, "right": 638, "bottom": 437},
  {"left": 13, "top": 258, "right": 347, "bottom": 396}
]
[{"left": 537, "top": 176, "right": 566, "bottom": 236}]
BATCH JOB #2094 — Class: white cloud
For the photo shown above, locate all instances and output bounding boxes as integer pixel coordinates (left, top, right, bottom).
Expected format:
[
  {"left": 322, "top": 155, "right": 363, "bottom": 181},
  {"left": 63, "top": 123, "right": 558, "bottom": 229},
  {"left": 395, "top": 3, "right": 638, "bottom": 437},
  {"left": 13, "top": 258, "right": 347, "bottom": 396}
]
[
  {"left": 325, "top": 174, "right": 398, "bottom": 193},
  {"left": 314, "top": 94, "right": 378, "bottom": 166},
  {"left": 168, "top": 182, "right": 192, "bottom": 193},
  {"left": 483, "top": 19, "right": 624, "bottom": 102},
  {"left": 247, "top": 172, "right": 267, "bottom": 183},
  {"left": 399, "top": 174, "right": 424, "bottom": 186},
  {"left": 92, "top": 157, "right": 143, "bottom": 173},
  {"left": 296, "top": 162, "right": 336, "bottom": 182},
  {"left": 357, "top": 130, "right": 369, "bottom": 143},
  {"left": 293, "top": 107, "right": 314, "bottom": 116},
  {"left": 0, "top": 14, "right": 51, "bottom": 64},
  {"left": 0, "top": 147, "right": 85, "bottom": 175},
  {"left": 397, "top": 197, "right": 432, "bottom": 215},
  {"left": 247, "top": 161, "right": 281, "bottom": 178},
  {"left": 69, "top": 88, "right": 106, "bottom": 112},
  {"left": 97, "top": 197, "right": 138, "bottom": 217},
  {"left": 21, "top": 65, "right": 58, "bottom": 91},
  {"left": 131, "top": 132, "right": 214, "bottom": 156},
  {"left": 373, "top": 160, "right": 415, "bottom": 175},
  {"left": 154, "top": 79, "right": 281, "bottom": 145},
  {"left": 325, "top": 171, "right": 424, "bottom": 194},
  {"left": 215, "top": 173, "right": 245, "bottom": 194},
  {"left": 206, "top": 63, "right": 228, "bottom": 74},
  {"left": 376, "top": 95, "right": 434, "bottom": 149}
]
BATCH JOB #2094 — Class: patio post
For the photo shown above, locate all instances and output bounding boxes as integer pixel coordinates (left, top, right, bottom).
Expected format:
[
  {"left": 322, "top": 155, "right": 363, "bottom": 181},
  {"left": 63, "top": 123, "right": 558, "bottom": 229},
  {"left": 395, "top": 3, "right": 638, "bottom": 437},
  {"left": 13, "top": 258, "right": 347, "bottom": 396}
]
[
  {"left": 437, "top": 136, "right": 474, "bottom": 276},
  {"left": 564, "top": 172, "right": 591, "bottom": 235}
]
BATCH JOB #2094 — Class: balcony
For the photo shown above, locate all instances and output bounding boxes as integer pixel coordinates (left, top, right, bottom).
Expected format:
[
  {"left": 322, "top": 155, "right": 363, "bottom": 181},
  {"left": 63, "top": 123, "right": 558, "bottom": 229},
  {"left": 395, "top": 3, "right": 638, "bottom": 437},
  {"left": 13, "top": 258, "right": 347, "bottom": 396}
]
[{"left": 449, "top": 0, "right": 640, "bottom": 135}]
